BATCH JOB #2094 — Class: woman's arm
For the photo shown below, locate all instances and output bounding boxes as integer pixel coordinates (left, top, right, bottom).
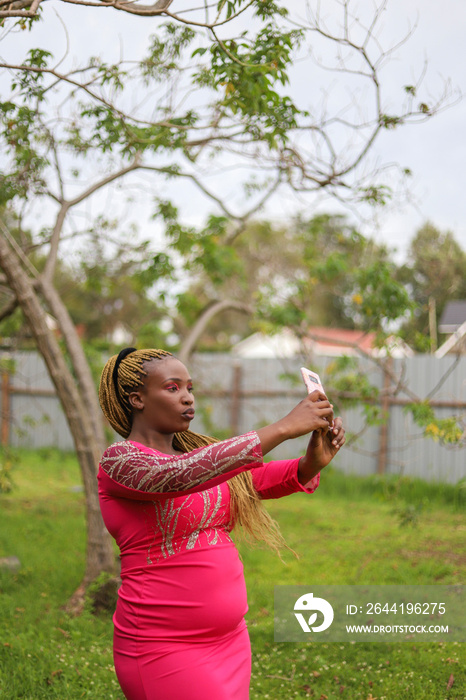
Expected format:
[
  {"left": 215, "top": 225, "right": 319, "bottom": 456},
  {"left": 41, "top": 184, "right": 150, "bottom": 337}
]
[
  {"left": 99, "top": 391, "right": 335, "bottom": 500},
  {"left": 99, "top": 432, "right": 263, "bottom": 499},
  {"left": 252, "top": 458, "right": 320, "bottom": 500},
  {"left": 252, "top": 416, "right": 345, "bottom": 498}
]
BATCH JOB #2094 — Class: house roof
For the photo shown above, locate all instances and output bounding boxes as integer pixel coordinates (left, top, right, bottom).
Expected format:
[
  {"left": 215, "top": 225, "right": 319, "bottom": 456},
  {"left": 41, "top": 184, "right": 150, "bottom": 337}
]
[
  {"left": 304, "top": 326, "right": 376, "bottom": 354},
  {"left": 438, "top": 300, "right": 466, "bottom": 333},
  {"left": 435, "top": 319, "right": 466, "bottom": 357},
  {"left": 233, "top": 327, "right": 413, "bottom": 358}
]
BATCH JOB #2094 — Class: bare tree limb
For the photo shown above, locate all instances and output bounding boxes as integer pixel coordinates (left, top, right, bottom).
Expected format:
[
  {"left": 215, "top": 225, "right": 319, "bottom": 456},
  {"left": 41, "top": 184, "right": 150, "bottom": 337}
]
[
  {"left": 0, "top": 220, "right": 39, "bottom": 279},
  {"left": 179, "top": 299, "right": 253, "bottom": 364},
  {"left": 0, "top": 0, "right": 41, "bottom": 18},
  {"left": 0, "top": 294, "right": 18, "bottom": 322},
  {"left": 43, "top": 153, "right": 142, "bottom": 282},
  {"left": 0, "top": 62, "right": 193, "bottom": 130},
  {"left": 0, "top": 0, "right": 255, "bottom": 24},
  {"left": 0, "top": 227, "right": 115, "bottom": 590}
]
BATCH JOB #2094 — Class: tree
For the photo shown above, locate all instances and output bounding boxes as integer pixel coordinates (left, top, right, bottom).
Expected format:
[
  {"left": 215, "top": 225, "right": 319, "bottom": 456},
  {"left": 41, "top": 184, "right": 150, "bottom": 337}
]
[
  {"left": 398, "top": 223, "right": 466, "bottom": 352},
  {"left": 172, "top": 214, "right": 397, "bottom": 357},
  {"left": 55, "top": 232, "right": 170, "bottom": 347},
  {"left": 0, "top": 219, "right": 115, "bottom": 611},
  {"left": 254, "top": 214, "right": 406, "bottom": 336},
  {"left": 0, "top": 1, "right": 458, "bottom": 606}
]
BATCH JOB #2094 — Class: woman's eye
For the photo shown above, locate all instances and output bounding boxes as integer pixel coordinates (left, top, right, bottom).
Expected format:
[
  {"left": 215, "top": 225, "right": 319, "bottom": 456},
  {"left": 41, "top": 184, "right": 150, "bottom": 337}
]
[
  {"left": 166, "top": 384, "right": 179, "bottom": 392},
  {"left": 188, "top": 385, "right": 194, "bottom": 393}
]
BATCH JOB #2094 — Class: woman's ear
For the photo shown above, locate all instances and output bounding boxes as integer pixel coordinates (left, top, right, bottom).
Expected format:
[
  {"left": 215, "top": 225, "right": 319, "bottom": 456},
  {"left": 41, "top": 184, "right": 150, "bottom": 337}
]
[{"left": 128, "top": 390, "right": 144, "bottom": 411}]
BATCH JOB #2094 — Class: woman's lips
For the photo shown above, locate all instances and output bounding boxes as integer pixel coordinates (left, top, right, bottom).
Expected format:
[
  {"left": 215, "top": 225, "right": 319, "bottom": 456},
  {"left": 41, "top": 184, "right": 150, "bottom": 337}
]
[{"left": 182, "top": 409, "right": 195, "bottom": 419}]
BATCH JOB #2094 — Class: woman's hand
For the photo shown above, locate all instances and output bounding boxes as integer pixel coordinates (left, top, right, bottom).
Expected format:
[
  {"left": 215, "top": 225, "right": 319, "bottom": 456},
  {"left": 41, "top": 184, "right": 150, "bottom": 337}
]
[
  {"left": 256, "top": 391, "right": 334, "bottom": 455},
  {"left": 297, "top": 416, "right": 346, "bottom": 485},
  {"left": 279, "top": 391, "right": 335, "bottom": 439}
]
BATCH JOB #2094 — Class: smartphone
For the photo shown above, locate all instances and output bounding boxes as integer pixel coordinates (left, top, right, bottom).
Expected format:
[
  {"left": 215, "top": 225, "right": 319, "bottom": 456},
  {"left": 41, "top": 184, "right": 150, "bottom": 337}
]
[
  {"left": 300, "top": 367, "right": 334, "bottom": 431},
  {"left": 300, "top": 367, "right": 324, "bottom": 395}
]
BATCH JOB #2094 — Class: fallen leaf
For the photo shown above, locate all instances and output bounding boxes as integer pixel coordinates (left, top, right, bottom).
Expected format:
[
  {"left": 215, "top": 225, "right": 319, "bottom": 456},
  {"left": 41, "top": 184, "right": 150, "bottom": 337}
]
[
  {"left": 46, "top": 670, "right": 62, "bottom": 685},
  {"left": 312, "top": 670, "right": 321, "bottom": 677},
  {"left": 446, "top": 674, "right": 454, "bottom": 690}
]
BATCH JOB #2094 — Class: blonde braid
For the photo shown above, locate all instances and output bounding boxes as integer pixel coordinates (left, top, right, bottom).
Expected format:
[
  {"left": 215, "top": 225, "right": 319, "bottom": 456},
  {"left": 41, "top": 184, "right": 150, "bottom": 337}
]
[
  {"left": 99, "top": 348, "right": 172, "bottom": 437},
  {"left": 99, "top": 349, "right": 291, "bottom": 556}
]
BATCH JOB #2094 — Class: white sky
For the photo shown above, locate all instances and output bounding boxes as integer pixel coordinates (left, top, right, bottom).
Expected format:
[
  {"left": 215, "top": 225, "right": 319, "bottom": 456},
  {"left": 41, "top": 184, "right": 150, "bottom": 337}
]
[{"left": 1, "top": 0, "right": 465, "bottom": 262}]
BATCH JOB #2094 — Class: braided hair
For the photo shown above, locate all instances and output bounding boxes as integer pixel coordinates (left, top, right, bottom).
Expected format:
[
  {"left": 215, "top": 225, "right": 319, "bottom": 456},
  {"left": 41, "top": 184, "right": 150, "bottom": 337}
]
[{"left": 99, "top": 348, "right": 290, "bottom": 555}]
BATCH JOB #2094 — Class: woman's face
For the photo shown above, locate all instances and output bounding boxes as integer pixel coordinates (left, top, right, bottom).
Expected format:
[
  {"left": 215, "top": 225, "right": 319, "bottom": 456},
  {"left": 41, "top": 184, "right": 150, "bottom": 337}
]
[{"left": 129, "top": 357, "right": 195, "bottom": 434}]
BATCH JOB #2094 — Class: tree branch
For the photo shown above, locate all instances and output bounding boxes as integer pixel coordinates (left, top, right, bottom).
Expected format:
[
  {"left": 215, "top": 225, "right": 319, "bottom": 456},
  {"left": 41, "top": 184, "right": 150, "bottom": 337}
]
[
  {"left": 0, "top": 0, "right": 41, "bottom": 18},
  {"left": 178, "top": 299, "right": 253, "bottom": 364},
  {"left": 0, "top": 62, "right": 193, "bottom": 130},
  {"left": 43, "top": 154, "right": 142, "bottom": 282},
  {"left": 0, "top": 295, "right": 18, "bottom": 322},
  {"left": 0, "top": 0, "right": 255, "bottom": 24}
]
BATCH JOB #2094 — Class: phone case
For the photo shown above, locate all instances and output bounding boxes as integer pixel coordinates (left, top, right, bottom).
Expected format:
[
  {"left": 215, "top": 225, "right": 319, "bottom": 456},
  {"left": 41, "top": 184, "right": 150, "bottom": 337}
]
[
  {"left": 300, "top": 367, "right": 324, "bottom": 394},
  {"left": 300, "top": 367, "right": 333, "bottom": 431}
]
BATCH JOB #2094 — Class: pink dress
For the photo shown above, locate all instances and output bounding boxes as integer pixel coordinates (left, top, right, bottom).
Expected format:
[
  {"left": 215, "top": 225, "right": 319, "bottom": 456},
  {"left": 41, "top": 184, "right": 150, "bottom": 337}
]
[{"left": 98, "top": 432, "right": 320, "bottom": 700}]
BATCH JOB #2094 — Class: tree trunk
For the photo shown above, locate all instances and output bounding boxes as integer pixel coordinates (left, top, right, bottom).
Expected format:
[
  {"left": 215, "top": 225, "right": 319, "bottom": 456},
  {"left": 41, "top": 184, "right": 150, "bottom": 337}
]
[
  {"left": 39, "top": 278, "right": 106, "bottom": 453},
  {"left": 0, "top": 233, "right": 115, "bottom": 610}
]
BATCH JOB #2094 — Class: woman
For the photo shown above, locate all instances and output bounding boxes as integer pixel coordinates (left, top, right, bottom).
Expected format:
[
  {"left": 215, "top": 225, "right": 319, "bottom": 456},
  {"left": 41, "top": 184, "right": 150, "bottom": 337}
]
[{"left": 98, "top": 347, "right": 345, "bottom": 700}]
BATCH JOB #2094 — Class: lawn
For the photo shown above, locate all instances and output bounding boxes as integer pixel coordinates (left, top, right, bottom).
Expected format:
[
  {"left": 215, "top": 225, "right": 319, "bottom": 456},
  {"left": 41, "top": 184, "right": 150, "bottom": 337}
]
[{"left": 0, "top": 449, "right": 464, "bottom": 699}]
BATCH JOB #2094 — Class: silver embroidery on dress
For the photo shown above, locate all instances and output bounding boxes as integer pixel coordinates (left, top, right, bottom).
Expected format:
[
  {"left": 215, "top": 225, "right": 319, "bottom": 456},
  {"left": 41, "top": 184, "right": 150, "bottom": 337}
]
[
  {"left": 100, "top": 433, "right": 260, "bottom": 564},
  {"left": 100, "top": 432, "right": 261, "bottom": 494},
  {"left": 186, "top": 485, "right": 223, "bottom": 550},
  {"left": 145, "top": 486, "right": 233, "bottom": 563}
]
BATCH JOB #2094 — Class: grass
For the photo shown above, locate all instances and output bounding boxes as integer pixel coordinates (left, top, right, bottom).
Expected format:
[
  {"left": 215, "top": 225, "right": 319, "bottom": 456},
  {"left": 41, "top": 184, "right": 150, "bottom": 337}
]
[{"left": 0, "top": 448, "right": 464, "bottom": 699}]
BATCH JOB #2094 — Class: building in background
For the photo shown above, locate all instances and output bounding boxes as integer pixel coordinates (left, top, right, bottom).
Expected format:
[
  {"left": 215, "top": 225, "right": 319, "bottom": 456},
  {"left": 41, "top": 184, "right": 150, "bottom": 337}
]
[
  {"left": 436, "top": 300, "right": 466, "bottom": 357},
  {"left": 233, "top": 326, "right": 414, "bottom": 359}
]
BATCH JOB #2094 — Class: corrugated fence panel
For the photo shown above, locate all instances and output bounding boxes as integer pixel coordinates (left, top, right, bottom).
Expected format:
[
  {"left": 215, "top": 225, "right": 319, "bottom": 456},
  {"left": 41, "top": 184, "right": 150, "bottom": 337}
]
[
  {"left": 191, "top": 354, "right": 465, "bottom": 484},
  {"left": 385, "top": 357, "right": 466, "bottom": 483},
  {"left": 190, "top": 354, "right": 237, "bottom": 438},
  {"left": 1, "top": 350, "right": 465, "bottom": 483},
  {"left": 2, "top": 351, "right": 74, "bottom": 450}
]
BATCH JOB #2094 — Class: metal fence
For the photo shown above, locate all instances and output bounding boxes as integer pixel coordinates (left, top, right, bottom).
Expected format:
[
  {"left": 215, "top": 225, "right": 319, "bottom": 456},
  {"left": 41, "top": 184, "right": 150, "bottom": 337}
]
[
  {"left": 1, "top": 351, "right": 72, "bottom": 451},
  {"left": 1, "top": 350, "right": 465, "bottom": 484}
]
